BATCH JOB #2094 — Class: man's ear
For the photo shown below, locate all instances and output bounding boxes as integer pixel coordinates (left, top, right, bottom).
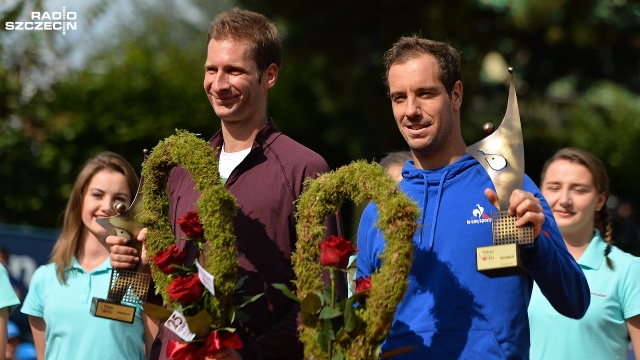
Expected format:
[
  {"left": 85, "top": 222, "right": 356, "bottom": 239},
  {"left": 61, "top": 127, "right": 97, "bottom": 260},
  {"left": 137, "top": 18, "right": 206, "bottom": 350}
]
[
  {"left": 263, "top": 63, "right": 278, "bottom": 90},
  {"left": 451, "top": 80, "right": 463, "bottom": 111}
]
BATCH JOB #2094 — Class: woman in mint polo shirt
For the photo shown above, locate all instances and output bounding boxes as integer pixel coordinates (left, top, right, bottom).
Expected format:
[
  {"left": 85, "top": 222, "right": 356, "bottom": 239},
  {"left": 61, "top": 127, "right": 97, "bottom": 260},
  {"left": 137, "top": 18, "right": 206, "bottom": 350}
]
[
  {"left": 21, "top": 152, "right": 155, "bottom": 360},
  {"left": 529, "top": 148, "right": 640, "bottom": 359}
]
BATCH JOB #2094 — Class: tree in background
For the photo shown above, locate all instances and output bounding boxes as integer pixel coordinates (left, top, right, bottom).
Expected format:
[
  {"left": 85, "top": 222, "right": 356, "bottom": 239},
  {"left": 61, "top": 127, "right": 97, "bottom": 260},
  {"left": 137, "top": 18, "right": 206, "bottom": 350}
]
[
  {"left": 2, "top": 0, "right": 640, "bottom": 236},
  {"left": 0, "top": 0, "right": 233, "bottom": 227},
  {"left": 243, "top": 0, "right": 640, "bottom": 223}
]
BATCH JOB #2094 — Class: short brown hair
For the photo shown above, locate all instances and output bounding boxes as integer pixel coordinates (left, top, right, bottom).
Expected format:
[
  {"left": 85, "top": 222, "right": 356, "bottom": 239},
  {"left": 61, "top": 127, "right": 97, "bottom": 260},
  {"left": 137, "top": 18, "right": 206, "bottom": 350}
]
[
  {"left": 207, "top": 8, "right": 282, "bottom": 76},
  {"left": 383, "top": 35, "right": 462, "bottom": 96}
]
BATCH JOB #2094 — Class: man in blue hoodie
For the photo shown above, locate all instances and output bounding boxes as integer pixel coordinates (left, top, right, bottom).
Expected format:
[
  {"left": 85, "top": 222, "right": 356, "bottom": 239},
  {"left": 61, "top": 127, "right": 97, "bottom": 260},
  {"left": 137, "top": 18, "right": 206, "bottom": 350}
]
[{"left": 356, "top": 35, "right": 590, "bottom": 359}]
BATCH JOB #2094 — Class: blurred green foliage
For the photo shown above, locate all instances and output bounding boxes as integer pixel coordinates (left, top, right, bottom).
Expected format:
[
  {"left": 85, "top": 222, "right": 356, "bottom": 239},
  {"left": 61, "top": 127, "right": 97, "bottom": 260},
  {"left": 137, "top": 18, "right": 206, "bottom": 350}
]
[{"left": 1, "top": 0, "right": 640, "bottom": 229}]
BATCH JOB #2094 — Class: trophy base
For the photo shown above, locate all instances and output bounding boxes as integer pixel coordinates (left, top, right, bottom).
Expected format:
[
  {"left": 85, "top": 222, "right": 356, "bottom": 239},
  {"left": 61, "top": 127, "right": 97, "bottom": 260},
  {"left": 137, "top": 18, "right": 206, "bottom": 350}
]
[
  {"left": 476, "top": 243, "right": 527, "bottom": 277},
  {"left": 91, "top": 297, "right": 136, "bottom": 323}
]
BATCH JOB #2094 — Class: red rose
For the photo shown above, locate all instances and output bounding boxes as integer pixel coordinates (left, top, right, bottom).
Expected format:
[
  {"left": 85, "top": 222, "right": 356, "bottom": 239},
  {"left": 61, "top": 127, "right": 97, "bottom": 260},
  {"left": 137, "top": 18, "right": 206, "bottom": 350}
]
[
  {"left": 205, "top": 330, "right": 243, "bottom": 356},
  {"left": 167, "top": 274, "right": 203, "bottom": 304},
  {"left": 319, "top": 235, "right": 357, "bottom": 269},
  {"left": 355, "top": 276, "right": 372, "bottom": 305},
  {"left": 152, "top": 244, "right": 187, "bottom": 274},
  {"left": 177, "top": 211, "right": 204, "bottom": 239}
]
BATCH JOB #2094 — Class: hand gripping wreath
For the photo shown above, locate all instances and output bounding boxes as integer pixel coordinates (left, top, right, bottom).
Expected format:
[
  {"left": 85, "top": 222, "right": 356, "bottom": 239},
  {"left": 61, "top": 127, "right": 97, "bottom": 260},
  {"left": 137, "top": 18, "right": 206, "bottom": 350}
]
[
  {"left": 295, "top": 160, "right": 419, "bottom": 359},
  {"left": 139, "top": 130, "right": 238, "bottom": 326}
]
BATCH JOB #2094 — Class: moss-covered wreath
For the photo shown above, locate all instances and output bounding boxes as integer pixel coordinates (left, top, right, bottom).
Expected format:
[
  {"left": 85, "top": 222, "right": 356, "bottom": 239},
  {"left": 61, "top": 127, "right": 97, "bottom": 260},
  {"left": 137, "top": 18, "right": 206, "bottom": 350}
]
[
  {"left": 139, "top": 130, "right": 238, "bottom": 326},
  {"left": 295, "top": 160, "right": 419, "bottom": 359}
]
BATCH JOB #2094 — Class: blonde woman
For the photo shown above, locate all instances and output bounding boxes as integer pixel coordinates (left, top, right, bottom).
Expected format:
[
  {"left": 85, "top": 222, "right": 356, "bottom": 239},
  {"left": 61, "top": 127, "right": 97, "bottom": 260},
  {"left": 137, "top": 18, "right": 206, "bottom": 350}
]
[
  {"left": 22, "top": 152, "right": 156, "bottom": 359},
  {"left": 529, "top": 148, "right": 640, "bottom": 359}
]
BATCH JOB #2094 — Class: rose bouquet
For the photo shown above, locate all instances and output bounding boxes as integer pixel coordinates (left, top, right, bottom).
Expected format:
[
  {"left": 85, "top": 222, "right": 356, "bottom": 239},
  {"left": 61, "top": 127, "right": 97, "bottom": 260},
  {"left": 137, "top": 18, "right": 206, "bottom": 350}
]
[
  {"left": 137, "top": 130, "right": 266, "bottom": 360},
  {"left": 144, "top": 210, "right": 261, "bottom": 359},
  {"left": 291, "top": 160, "right": 420, "bottom": 359},
  {"left": 275, "top": 235, "right": 373, "bottom": 360}
]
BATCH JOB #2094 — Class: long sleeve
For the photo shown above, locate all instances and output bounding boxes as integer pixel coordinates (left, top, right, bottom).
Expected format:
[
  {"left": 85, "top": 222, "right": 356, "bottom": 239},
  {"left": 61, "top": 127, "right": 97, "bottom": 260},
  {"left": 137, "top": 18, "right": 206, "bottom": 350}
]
[{"left": 355, "top": 203, "right": 381, "bottom": 281}]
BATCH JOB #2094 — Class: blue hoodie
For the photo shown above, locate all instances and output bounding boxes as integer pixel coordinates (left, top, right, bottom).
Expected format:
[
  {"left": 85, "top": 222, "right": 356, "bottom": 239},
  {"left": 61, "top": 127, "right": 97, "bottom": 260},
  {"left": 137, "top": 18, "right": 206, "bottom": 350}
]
[{"left": 357, "top": 154, "right": 589, "bottom": 359}]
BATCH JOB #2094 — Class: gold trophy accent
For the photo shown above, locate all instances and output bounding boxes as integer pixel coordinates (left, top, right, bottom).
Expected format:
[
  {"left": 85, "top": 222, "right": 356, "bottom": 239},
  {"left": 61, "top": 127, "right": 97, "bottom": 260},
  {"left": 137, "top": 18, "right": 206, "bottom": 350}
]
[
  {"left": 466, "top": 68, "right": 534, "bottom": 277},
  {"left": 91, "top": 155, "right": 150, "bottom": 323}
]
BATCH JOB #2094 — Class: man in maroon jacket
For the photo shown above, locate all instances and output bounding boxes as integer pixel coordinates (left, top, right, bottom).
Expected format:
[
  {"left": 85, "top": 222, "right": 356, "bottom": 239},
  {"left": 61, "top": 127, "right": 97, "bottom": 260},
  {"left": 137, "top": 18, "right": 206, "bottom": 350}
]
[{"left": 108, "top": 8, "right": 341, "bottom": 360}]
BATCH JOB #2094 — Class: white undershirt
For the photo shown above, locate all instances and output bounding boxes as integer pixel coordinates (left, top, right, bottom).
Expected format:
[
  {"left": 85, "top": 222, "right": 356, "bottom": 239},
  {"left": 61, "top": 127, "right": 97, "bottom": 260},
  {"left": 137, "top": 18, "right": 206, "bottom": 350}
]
[{"left": 219, "top": 145, "right": 251, "bottom": 179}]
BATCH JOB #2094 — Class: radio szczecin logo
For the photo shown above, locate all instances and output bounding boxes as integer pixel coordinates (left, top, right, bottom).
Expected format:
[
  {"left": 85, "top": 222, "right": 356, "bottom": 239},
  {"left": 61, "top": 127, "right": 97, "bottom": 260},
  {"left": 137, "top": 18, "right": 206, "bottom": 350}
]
[{"left": 5, "top": 7, "right": 77, "bottom": 35}]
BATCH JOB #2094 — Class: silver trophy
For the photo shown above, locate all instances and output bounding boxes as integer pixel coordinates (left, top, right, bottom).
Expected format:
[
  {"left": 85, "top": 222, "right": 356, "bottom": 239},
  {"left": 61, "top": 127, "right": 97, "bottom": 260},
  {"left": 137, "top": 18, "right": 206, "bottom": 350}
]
[{"left": 466, "top": 68, "right": 534, "bottom": 277}]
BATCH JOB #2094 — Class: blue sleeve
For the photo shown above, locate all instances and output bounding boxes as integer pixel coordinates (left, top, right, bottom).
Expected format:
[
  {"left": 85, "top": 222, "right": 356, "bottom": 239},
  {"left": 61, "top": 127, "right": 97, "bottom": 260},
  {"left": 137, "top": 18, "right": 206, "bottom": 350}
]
[
  {"left": 20, "top": 265, "right": 47, "bottom": 317},
  {"left": 621, "top": 257, "right": 640, "bottom": 319},
  {"left": 0, "top": 264, "right": 20, "bottom": 314},
  {"left": 521, "top": 176, "right": 590, "bottom": 319},
  {"left": 356, "top": 202, "right": 383, "bottom": 281}
]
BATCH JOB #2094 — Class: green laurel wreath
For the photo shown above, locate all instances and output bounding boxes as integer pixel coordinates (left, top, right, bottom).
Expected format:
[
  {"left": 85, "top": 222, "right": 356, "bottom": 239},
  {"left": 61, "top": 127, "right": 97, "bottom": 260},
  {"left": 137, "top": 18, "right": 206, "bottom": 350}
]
[
  {"left": 295, "top": 160, "right": 419, "bottom": 359},
  {"left": 139, "top": 130, "right": 238, "bottom": 326}
]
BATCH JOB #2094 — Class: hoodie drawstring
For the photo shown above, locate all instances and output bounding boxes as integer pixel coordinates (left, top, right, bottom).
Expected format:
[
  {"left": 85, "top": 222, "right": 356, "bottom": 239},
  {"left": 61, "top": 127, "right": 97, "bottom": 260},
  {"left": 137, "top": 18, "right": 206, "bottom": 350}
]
[
  {"left": 418, "top": 173, "right": 429, "bottom": 245},
  {"left": 418, "top": 171, "right": 448, "bottom": 251}
]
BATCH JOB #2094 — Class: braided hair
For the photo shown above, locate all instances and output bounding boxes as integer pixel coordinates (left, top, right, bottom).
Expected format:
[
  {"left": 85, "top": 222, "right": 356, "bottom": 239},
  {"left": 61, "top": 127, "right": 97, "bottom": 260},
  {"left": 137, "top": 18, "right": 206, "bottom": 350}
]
[{"left": 540, "top": 148, "right": 614, "bottom": 269}]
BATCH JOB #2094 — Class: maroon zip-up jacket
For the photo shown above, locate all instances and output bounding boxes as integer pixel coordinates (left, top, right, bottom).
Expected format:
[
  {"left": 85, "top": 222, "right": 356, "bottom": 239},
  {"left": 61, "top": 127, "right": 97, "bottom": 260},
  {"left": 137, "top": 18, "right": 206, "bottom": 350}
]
[{"left": 149, "top": 119, "right": 342, "bottom": 360}]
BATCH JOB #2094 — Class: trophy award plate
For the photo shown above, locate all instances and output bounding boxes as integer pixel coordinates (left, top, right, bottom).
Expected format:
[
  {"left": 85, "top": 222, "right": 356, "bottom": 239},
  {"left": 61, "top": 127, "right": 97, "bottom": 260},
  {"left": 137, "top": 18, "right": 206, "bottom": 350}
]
[
  {"left": 92, "top": 169, "right": 151, "bottom": 323},
  {"left": 466, "top": 68, "right": 534, "bottom": 278}
]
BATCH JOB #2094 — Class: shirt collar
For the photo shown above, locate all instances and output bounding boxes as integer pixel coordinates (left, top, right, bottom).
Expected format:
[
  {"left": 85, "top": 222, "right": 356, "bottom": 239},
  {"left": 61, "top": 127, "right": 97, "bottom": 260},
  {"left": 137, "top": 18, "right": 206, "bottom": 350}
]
[
  {"left": 70, "top": 256, "right": 112, "bottom": 274},
  {"left": 577, "top": 229, "right": 606, "bottom": 270}
]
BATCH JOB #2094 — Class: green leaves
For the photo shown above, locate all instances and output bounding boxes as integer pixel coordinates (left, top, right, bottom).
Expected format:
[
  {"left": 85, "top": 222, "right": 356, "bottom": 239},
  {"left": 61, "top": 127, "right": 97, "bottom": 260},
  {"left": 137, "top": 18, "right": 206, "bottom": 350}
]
[
  {"left": 141, "top": 302, "right": 173, "bottom": 322},
  {"left": 275, "top": 277, "right": 363, "bottom": 359},
  {"left": 301, "top": 292, "right": 322, "bottom": 314},
  {"left": 271, "top": 283, "right": 301, "bottom": 303},
  {"left": 342, "top": 293, "right": 363, "bottom": 333},
  {"left": 318, "top": 305, "right": 342, "bottom": 320},
  {"left": 186, "top": 310, "right": 214, "bottom": 338}
]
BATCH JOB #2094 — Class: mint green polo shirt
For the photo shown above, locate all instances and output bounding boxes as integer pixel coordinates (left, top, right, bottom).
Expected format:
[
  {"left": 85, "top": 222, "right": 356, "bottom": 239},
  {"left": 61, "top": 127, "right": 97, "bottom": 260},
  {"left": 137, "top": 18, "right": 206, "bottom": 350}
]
[
  {"left": 528, "top": 230, "right": 640, "bottom": 360},
  {"left": 0, "top": 264, "right": 20, "bottom": 313},
  {"left": 21, "top": 257, "right": 145, "bottom": 360}
]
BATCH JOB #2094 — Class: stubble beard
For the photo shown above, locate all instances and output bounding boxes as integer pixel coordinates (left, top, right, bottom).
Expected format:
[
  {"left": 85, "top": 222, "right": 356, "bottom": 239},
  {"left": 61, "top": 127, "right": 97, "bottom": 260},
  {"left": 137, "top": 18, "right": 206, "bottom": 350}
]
[{"left": 406, "top": 128, "right": 447, "bottom": 157}]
